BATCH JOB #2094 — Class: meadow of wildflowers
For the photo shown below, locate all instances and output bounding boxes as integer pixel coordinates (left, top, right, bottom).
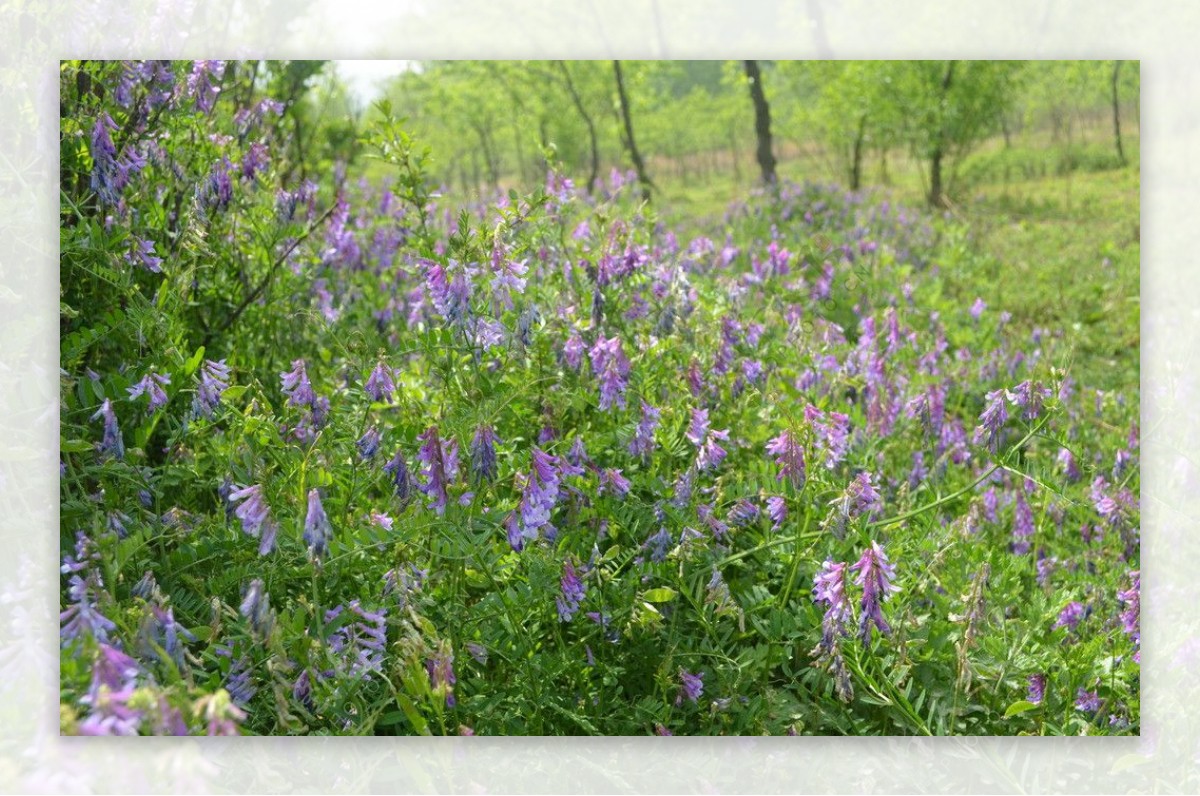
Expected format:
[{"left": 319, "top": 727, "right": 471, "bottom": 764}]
[{"left": 59, "top": 60, "right": 1139, "bottom": 736}]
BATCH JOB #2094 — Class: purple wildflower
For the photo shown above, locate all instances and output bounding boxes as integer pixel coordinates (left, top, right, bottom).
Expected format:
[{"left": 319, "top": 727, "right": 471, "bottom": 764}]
[
  {"left": 1053, "top": 601, "right": 1087, "bottom": 631},
  {"left": 239, "top": 578, "right": 273, "bottom": 638},
  {"left": 973, "top": 389, "right": 1009, "bottom": 452},
  {"left": 193, "top": 359, "right": 230, "bottom": 418},
  {"left": 416, "top": 427, "right": 452, "bottom": 516},
  {"left": 326, "top": 601, "right": 388, "bottom": 679},
  {"left": 240, "top": 141, "right": 269, "bottom": 182},
  {"left": 811, "top": 559, "right": 855, "bottom": 701},
  {"left": 599, "top": 468, "right": 632, "bottom": 498},
  {"left": 1057, "top": 448, "right": 1081, "bottom": 482},
  {"left": 426, "top": 644, "right": 456, "bottom": 707},
  {"left": 357, "top": 426, "right": 382, "bottom": 460},
  {"left": 92, "top": 399, "right": 125, "bottom": 460},
  {"left": 469, "top": 425, "right": 500, "bottom": 484},
  {"left": 229, "top": 483, "right": 270, "bottom": 537},
  {"left": 589, "top": 336, "right": 631, "bottom": 411},
  {"left": 516, "top": 448, "right": 562, "bottom": 545},
  {"left": 676, "top": 669, "right": 705, "bottom": 706},
  {"left": 127, "top": 371, "right": 170, "bottom": 413},
  {"left": 1118, "top": 571, "right": 1140, "bottom": 662},
  {"left": 766, "top": 496, "right": 787, "bottom": 530},
  {"left": 969, "top": 298, "right": 986, "bottom": 320},
  {"left": 1008, "top": 380, "right": 1051, "bottom": 422},
  {"left": 383, "top": 448, "right": 413, "bottom": 504},
  {"left": 628, "top": 401, "right": 660, "bottom": 459},
  {"left": 1027, "top": 674, "right": 1046, "bottom": 705},
  {"left": 1075, "top": 689, "right": 1102, "bottom": 713},
  {"left": 186, "top": 60, "right": 225, "bottom": 113},
  {"left": 124, "top": 237, "right": 163, "bottom": 273},
  {"left": 851, "top": 541, "right": 900, "bottom": 646},
  {"left": 1012, "top": 492, "right": 1035, "bottom": 555},
  {"left": 556, "top": 560, "right": 587, "bottom": 622},
  {"left": 364, "top": 362, "right": 395, "bottom": 403},
  {"left": 563, "top": 331, "right": 586, "bottom": 370},
  {"left": 304, "top": 489, "right": 332, "bottom": 558},
  {"left": 671, "top": 466, "right": 696, "bottom": 510},
  {"left": 728, "top": 498, "right": 760, "bottom": 527},
  {"left": 813, "top": 560, "right": 852, "bottom": 646},
  {"left": 280, "top": 359, "right": 315, "bottom": 408},
  {"left": 766, "top": 429, "right": 806, "bottom": 489}
]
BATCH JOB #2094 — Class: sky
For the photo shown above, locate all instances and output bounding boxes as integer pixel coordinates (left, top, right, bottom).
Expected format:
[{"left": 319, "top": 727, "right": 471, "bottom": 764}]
[{"left": 332, "top": 60, "right": 415, "bottom": 108}]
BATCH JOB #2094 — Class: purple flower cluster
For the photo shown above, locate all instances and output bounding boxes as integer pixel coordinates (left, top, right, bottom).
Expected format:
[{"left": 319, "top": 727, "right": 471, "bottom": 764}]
[
  {"left": 628, "top": 401, "right": 660, "bottom": 459},
  {"left": 851, "top": 541, "right": 900, "bottom": 645},
  {"left": 193, "top": 359, "right": 230, "bottom": 418},
  {"left": 766, "top": 429, "right": 806, "bottom": 489},
  {"left": 556, "top": 560, "right": 587, "bottom": 622},
  {"left": 229, "top": 484, "right": 277, "bottom": 555},
  {"left": 687, "top": 408, "right": 730, "bottom": 472},
  {"left": 1117, "top": 570, "right": 1140, "bottom": 663},
  {"left": 304, "top": 488, "right": 333, "bottom": 558},
  {"left": 589, "top": 335, "right": 631, "bottom": 411},
  {"left": 127, "top": 371, "right": 170, "bottom": 413}
]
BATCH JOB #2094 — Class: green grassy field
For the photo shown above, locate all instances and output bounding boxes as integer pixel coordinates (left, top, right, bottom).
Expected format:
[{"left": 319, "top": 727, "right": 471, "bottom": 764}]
[{"left": 648, "top": 129, "right": 1140, "bottom": 396}]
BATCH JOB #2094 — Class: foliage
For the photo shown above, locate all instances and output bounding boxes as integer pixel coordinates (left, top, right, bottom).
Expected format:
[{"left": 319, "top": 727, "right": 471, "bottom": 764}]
[{"left": 59, "top": 60, "right": 1139, "bottom": 737}]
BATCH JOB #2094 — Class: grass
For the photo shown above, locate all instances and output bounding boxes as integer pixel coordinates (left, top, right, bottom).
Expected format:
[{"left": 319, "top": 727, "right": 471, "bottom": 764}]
[{"left": 364, "top": 124, "right": 1140, "bottom": 395}]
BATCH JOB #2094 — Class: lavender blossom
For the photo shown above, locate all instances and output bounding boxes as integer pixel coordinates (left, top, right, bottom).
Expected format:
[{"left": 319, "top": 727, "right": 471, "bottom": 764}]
[
  {"left": 556, "top": 560, "right": 587, "bottom": 622},
  {"left": 239, "top": 578, "right": 273, "bottom": 638},
  {"left": 280, "top": 359, "right": 315, "bottom": 408},
  {"left": 766, "top": 429, "right": 806, "bottom": 489},
  {"left": 1027, "top": 674, "right": 1046, "bottom": 705},
  {"left": 469, "top": 425, "right": 500, "bottom": 484},
  {"left": 1053, "top": 601, "right": 1087, "bottom": 631},
  {"left": 426, "top": 644, "right": 456, "bottom": 707},
  {"left": 628, "top": 401, "right": 660, "bottom": 459},
  {"left": 357, "top": 426, "right": 382, "bottom": 460},
  {"left": 599, "top": 468, "right": 632, "bottom": 498},
  {"left": 675, "top": 669, "right": 705, "bottom": 706},
  {"left": 193, "top": 359, "right": 230, "bottom": 418},
  {"left": 383, "top": 448, "right": 414, "bottom": 504},
  {"left": 304, "top": 489, "right": 332, "bottom": 558},
  {"left": 766, "top": 496, "right": 787, "bottom": 530},
  {"left": 973, "top": 388, "right": 1009, "bottom": 453},
  {"left": 229, "top": 484, "right": 271, "bottom": 539},
  {"left": 1118, "top": 571, "right": 1140, "bottom": 662},
  {"left": 364, "top": 362, "right": 395, "bottom": 403},
  {"left": 851, "top": 541, "right": 900, "bottom": 645},
  {"left": 92, "top": 399, "right": 125, "bottom": 460},
  {"left": 1011, "top": 492, "right": 1035, "bottom": 555},
  {"left": 589, "top": 336, "right": 631, "bottom": 411},
  {"left": 127, "top": 371, "right": 170, "bottom": 413},
  {"left": 416, "top": 427, "right": 452, "bottom": 515}
]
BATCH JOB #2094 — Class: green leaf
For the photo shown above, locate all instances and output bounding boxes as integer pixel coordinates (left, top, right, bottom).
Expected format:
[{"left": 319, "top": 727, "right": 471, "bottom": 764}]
[
  {"left": 184, "top": 345, "right": 206, "bottom": 376},
  {"left": 61, "top": 438, "right": 94, "bottom": 453},
  {"left": 1004, "top": 700, "right": 1039, "bottom": 718},
  {"left": 642, "top": 587, "right": 678, "bottom": 603}
]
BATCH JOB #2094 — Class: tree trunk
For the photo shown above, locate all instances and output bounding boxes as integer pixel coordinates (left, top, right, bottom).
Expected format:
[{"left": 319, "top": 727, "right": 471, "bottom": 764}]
[
  {"left": 612, "top": 60, "right": 652, "bottom": 203},
  {"left": 743, "top": 60, "right": 778, "bottom": 185},
  {"left": 558, "top": 61, "right": 600, "bottom": 193},
  {"left": 1112, "top": 60, "right": 1126, "bottom": 165},
  {"left": 928, "top": 60, "right": 956, "bottom": 208},
  {"left": 850, "top": 113, "right": 867, "bottom": 191}
]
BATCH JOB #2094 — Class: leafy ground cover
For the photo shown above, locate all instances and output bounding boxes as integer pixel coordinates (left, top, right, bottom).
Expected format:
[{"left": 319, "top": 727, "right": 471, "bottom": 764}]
[{"left": 59, "top": 61, "right": 1139, "bottom": 736}]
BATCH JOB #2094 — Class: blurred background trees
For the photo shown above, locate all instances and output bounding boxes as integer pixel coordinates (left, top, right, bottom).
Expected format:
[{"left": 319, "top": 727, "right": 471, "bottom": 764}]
[{"left": 213, "top": 60, "right": 1138, "bottom": 209}]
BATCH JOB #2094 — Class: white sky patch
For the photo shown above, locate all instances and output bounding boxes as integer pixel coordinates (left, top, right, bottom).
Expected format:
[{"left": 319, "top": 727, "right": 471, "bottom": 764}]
[{"left": 333, "top": 60, "right": 416, "bottom": 108}]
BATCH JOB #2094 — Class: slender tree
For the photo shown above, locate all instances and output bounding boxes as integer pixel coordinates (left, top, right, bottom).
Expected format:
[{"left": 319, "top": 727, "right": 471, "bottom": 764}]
[
  {"left": 743, "top": 60, "right": 778, "bottom": 185},
  {"left": 927, "top": 60, "right": 956, "bottom": 208},
  {"left": 612, "top": 60, "right": 652, "bottom": 203},
  {"left": 556, "top": 61, "right": 600, "bottom": 192},
  {"left": 1111, "top": 60, "right": 1126, "bottom": 166}
]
